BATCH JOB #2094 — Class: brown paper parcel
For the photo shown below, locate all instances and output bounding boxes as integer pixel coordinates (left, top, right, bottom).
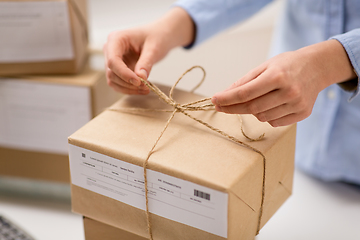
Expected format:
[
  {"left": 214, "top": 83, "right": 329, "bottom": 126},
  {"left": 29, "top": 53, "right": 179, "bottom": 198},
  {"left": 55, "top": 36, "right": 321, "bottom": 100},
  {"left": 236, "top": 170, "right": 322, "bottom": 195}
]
[{"left": 69, "top": 83, "right": 296, "bottom": 240}]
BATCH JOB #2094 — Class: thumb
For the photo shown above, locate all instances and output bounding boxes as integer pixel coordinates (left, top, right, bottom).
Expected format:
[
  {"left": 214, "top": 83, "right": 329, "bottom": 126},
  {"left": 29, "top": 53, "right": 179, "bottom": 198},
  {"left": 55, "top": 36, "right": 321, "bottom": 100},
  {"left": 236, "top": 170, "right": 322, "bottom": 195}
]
[{"left": 135, "top": 43, "right": 156, "bottom": 82}]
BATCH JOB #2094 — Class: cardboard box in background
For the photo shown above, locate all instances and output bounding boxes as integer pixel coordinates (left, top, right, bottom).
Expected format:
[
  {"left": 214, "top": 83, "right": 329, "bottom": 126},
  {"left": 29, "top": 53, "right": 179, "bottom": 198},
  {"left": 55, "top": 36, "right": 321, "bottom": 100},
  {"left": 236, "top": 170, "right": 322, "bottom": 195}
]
[
  {"left": 0, "top": 66, "right": 122, "bottom": 183},
  {"left": 84, "top": 217, "right": 147, "bottom": 240},
  {"left": 69, "top": 83, "right": 296, "bottom": 240},
  {"left": 0, "top": 0, "right": 88, "bottom": 75}
]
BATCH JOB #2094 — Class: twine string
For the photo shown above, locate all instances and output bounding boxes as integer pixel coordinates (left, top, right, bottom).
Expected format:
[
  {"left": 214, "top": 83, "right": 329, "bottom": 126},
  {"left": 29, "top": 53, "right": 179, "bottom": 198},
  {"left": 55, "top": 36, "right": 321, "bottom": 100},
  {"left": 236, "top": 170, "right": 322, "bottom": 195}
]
[
  {"left": 109, "top": 66, "right": 266, "bottom": 239},
  {"left": 142, "top": 109, "right": 178, "bottom": 239}
]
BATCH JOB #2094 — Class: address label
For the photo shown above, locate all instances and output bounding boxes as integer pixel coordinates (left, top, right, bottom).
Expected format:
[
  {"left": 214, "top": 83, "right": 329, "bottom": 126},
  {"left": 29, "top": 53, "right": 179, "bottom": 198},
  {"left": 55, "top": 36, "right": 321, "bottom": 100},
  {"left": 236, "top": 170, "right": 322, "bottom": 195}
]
[{"left": 69, "top": 144, "right": 228, "bottom": 238}]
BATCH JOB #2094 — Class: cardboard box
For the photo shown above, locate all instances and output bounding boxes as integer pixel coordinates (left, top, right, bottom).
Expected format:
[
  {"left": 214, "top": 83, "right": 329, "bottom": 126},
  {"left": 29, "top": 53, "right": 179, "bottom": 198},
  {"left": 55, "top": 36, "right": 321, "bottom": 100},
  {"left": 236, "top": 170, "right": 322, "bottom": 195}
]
[
  {"left": 0, "top": 66, "right": 122, "bottom": 183},
  {"left": 0, "top": 0, "right": 88, "bottom": 75},
  {"left": 69, "top": 84, "right": 296, "bottom": 239},
  {"left": 84, "top": 217, "right": 147, "bottom": 240}
]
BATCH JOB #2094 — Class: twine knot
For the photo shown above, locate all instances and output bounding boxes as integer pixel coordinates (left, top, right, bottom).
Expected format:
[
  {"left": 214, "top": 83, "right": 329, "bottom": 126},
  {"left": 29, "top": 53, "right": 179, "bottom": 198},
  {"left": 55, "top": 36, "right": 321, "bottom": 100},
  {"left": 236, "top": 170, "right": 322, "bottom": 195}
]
[
  {"left": 174, "top": 103, "right": 183, "bottom": 112},
  {"left": 138, "top": 66, "right": 216, "bottom": 116}
]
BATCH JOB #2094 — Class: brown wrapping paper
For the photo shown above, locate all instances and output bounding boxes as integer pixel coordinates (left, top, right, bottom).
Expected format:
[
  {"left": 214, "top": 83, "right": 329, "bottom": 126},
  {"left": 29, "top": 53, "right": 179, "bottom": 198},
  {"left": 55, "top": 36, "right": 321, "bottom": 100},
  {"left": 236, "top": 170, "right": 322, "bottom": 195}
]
[
  {"left": 84, "top": 217, "right": 148, "bottom": 240},
  {"left": 69, "top": 83, "right": 296, "bottom": 239},
  {"left": 83, "top": 217, "right": 147, "bottom": 240}
]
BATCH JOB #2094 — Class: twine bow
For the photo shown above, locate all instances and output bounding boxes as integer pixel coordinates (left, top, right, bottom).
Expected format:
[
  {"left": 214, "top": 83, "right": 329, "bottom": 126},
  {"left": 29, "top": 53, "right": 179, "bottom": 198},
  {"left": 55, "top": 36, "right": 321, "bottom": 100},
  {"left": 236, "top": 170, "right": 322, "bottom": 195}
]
[{"left": 109, "top": 66, "right": 266, "bottom": 239}]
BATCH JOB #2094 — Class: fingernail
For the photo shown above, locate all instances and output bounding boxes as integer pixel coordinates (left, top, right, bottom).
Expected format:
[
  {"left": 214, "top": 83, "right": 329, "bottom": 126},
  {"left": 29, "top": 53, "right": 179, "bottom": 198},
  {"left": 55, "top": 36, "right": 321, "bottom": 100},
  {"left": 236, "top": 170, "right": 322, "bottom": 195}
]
[
  {"left": 212, "top": 97, "right": 219, "bottom": 105},
  {"left": 129, "top": 78, "right": 140, "bottom": 86},
  {"left": 139, "top": 69, "right": 148, "bottom": 79}
]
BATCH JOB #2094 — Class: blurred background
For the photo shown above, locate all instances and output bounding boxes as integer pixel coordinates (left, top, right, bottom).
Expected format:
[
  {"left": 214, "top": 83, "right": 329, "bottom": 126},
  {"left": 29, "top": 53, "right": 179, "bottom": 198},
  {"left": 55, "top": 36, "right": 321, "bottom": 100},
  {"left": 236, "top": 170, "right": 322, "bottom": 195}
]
[
  {"left": 88, "top": 0, "right": 280, "bottom": 96},
  {"left": 0, "top": 0, "right": 359, "bottom": 240}
]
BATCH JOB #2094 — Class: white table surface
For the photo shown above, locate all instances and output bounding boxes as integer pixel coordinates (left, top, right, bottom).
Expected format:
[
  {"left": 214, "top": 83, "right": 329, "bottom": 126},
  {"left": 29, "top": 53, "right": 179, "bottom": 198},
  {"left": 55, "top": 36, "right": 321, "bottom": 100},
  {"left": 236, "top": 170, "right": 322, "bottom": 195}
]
[{"left": 1, "top": 168, "right": 359, "bottom": 240}]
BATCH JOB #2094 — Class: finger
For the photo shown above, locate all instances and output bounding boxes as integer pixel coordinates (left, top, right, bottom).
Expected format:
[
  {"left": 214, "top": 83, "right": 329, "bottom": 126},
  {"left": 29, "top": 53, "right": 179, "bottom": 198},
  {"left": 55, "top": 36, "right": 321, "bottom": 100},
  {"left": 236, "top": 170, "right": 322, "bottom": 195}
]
[
  {"left": 134, "top": 40, "right": 158, "bottom": 81},
  {"left": 268, "top": 113, "right": 303, "bottom": 127},
  {"left": 106, "top": 69, "right": 150, "bottom": 95},
  {"left": 256, "top": 101, "right": 311, "bottom": 127},
  {"left": 256, "top": 93, "right": 312, "bottom": 124},
  {"left": 213, "top": 70, "right": 278, "bottom": 107},
  {"left": 253, "top": 103, "right": 294, "bottom": 123},
  {"left": 266, "top": 102, "right": 312, "bottom": 127},
  {"left": 106, "top": 68, "right": 136, "bottom": 89},
  {"left": 107, "top": 77, "right": 150, "bottom": 95},
  {"left": 215, "top": 89, "right": 287, "bottom": 115},
  {"left": 106, "top": 68, "right": 149, "bottom": 90},
  {"left": 105, "top": 34, "right": 141, "bottom": 86}
]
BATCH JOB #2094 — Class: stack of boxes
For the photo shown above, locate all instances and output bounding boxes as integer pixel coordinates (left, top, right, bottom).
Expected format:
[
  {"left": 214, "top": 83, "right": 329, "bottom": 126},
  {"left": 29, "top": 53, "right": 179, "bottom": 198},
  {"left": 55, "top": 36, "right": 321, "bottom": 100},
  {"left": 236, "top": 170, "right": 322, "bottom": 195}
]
[{"left": 0, "top": 0, "right": 121, "bottom": 184}]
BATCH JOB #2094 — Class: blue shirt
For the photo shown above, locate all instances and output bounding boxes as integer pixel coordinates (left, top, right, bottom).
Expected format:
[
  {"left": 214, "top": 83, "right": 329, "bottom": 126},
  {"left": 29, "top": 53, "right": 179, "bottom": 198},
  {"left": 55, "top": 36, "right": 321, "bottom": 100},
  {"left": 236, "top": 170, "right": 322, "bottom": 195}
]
[{"left": 174, "top": 0, "right": 360, "bottom": 184}]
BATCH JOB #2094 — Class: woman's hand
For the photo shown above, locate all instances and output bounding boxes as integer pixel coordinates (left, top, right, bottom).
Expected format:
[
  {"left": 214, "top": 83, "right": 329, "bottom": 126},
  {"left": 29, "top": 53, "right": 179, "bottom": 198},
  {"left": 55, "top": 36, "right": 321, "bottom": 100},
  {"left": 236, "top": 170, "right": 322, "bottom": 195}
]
[
  {"left": 103, "top": 7, "right": 195, "bottom": 95},
  {"left": 212, "top": 40, "right": 357, "bottom": 127}
]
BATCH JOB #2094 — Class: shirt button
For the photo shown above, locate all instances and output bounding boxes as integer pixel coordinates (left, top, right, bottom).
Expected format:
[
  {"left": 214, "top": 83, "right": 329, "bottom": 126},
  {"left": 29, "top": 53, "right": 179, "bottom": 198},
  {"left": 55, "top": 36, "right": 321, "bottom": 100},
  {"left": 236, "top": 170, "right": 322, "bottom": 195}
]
[{"left": 327, "top": 90, "right": 336, "bottom": 99}]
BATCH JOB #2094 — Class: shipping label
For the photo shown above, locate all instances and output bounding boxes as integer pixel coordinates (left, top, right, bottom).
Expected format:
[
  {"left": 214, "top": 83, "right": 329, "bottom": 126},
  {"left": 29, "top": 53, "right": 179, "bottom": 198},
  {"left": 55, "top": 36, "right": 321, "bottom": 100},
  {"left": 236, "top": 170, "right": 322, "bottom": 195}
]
[
  {"left": 69, "top": 144, "right": 228, "bottom": 238},
  {"left": 0, "top": 79, "right": 91, "bottom": 154},
  {"left": 0, "top": 1, "right": 73, "bottom": 62}
]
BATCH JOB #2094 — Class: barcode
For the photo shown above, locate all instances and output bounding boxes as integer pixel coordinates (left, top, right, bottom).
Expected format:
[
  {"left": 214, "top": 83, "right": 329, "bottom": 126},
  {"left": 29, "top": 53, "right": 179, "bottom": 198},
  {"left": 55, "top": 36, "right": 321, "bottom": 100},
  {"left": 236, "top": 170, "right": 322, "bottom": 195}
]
[{"left": 194, "top": 189, "right": 210, "bottom": 201}]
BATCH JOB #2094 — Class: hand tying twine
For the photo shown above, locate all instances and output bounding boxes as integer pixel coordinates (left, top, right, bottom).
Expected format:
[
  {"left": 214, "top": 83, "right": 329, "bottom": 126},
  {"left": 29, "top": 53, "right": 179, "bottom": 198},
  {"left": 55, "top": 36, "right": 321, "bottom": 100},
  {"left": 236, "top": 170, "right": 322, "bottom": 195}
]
[{"left": 109, "top": 66, "right": 266, "bottom": 239}]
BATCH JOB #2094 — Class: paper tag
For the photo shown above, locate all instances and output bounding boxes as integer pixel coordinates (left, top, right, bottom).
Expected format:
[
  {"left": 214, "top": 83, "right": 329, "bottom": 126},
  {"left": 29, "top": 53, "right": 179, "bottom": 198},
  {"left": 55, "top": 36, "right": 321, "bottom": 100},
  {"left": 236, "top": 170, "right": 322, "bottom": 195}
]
[
  {"left": 69, "top": 144, "right": 228, "bottom": 238},
  {"left": 0, "top": 1, "right": 73, "bottom": 62},
  {"left": 0, "top": 79, "right": 91, "bottom": 154}
]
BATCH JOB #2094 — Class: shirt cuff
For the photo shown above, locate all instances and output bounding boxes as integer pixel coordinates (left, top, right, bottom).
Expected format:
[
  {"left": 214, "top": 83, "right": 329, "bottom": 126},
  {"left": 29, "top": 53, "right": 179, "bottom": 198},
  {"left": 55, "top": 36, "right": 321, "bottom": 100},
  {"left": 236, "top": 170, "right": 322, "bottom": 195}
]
[{"left": 331, "top": 29, "right": 360, "bottom": 101}]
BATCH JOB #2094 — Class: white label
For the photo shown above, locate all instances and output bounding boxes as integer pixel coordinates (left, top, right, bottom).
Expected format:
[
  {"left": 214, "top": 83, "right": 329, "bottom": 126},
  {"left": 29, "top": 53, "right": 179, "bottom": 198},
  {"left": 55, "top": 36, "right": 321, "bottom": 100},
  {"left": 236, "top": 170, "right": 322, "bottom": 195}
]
[
  {"left": 0, "top": 79, "right": 92, "bottom": 154},
  {"left": 0, "top": 1, "right": 73, "bottom": 62},
  {"left": 69, "top": 144, "right": 228, "bottom": 238}
]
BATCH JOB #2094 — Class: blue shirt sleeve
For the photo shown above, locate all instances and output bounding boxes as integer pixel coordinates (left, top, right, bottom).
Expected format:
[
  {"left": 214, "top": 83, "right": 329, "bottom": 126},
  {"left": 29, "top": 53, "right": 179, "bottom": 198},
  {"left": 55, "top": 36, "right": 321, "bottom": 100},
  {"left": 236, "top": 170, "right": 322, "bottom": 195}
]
[
  {"left": 331, "top": 29, "right": 360, "bottom": 99},
  {"left": 173, "top": 0, "right": 274, "bottom": 48}
]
